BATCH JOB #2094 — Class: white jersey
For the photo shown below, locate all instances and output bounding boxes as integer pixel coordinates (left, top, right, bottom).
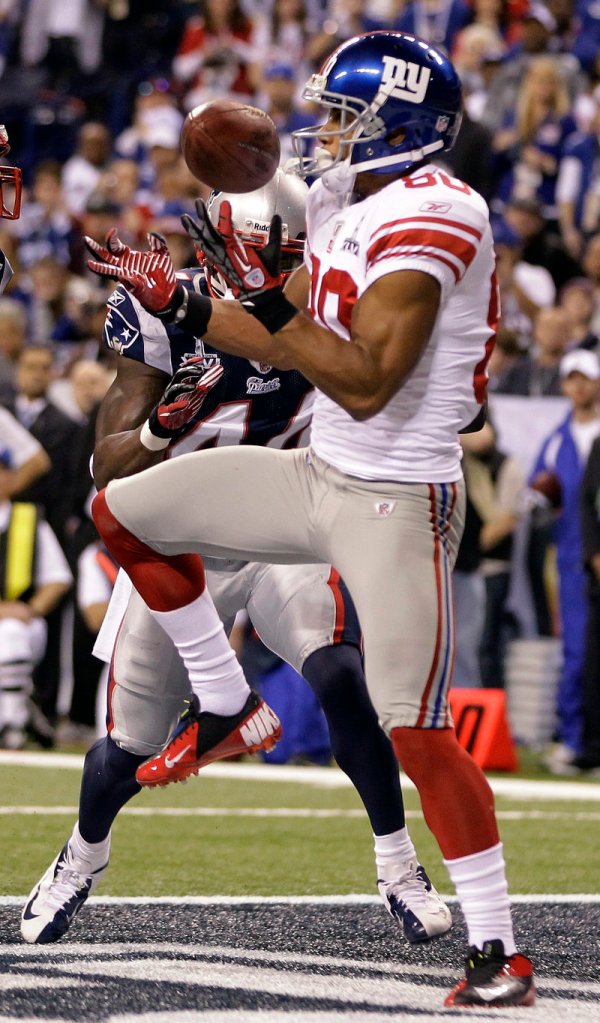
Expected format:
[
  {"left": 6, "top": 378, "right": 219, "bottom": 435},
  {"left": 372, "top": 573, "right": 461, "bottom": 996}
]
[{"left": 305, "top": 164, "right": 498, "bottom": 482}]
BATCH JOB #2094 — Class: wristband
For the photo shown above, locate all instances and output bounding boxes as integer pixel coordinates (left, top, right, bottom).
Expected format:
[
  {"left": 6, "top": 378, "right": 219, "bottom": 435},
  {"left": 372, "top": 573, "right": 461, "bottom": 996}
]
[
  {"left": 156, "top": 285, "right": 213, "bottom": 336},
  {"left": 240, "top": 288, "right": 298, "bottom": 334},
  {"left": 139, "top": 420, "right": 170, "bottom": 451}
]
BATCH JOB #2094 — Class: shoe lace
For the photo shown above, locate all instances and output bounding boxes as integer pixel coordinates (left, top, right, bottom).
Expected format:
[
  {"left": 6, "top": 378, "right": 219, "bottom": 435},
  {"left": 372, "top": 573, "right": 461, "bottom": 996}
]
[
  {"left": 382, "top": 863, "right": 430, "bottom": 909},
  {"left": 465, "top": 946, "right": 506, "bottom": 983},
  {"left": 45, "top": 860, "right": 91, "bottom": 913}
]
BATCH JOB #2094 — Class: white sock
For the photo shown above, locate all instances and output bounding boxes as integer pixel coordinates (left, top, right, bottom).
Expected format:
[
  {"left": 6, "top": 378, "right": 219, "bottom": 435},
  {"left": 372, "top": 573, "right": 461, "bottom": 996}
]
[
  {"left": 444, "top": 841, "right": 516, "bottom": 955},
  {"left": 150, "top": 590, "right": 250, "bottom": 715},
  {"left": 0, "top": 661, "right": 33, "bottom": 728},
  {"left": 374, "top": 827, "right": 417, "bottom": 882},
  {"left": 70, "top": 822, "right": 111, "bottom": 871}
]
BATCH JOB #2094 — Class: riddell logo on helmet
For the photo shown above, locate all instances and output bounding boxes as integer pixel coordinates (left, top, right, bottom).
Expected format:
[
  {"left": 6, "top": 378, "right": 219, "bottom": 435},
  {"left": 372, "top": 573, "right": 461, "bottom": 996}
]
[{"left": 380, "top": 56, "right": 431, "bottom": 104}]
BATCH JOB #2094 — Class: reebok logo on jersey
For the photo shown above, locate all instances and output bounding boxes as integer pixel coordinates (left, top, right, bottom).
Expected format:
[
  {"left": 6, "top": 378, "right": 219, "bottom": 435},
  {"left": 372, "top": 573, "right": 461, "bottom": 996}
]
[
  {"left": 240, "top": 704, "right": 281, "bottom": 747},
  {"left": 107, "top": 290, "right": 126, "bottom": 307},
  {"left": 247, "top": 376, "right": 280, "bottom": 394},
  {"left": 380, "top": 56, "right": 430, "bottom": 105},
  {"left": 420, "top": 201, "right": 452, "bottom": 214}
]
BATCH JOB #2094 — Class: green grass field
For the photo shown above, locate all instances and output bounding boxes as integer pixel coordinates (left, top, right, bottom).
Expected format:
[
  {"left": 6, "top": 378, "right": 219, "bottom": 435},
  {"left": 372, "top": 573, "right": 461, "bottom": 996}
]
[{"left": 2, "top": 756, "right": 599, "bottom": 898}]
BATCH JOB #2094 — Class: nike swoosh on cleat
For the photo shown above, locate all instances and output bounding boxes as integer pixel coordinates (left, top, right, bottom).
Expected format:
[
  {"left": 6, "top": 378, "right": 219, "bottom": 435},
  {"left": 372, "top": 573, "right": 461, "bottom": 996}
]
[
  {"left": 164, "top": 745, "right": 192, "bottom": 769},
  {"left": 472, "top": 982, "right": 517, "bottom": 1002},
  {"left": 22, "top": 903, "right": 41, "bottom": 920}
]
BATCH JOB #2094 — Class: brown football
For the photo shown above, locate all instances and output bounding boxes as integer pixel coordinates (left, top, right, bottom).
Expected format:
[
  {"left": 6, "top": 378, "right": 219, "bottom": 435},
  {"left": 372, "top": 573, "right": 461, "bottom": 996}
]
[
  {"left": 530, "top": 470, "right": 562, "bottom": 509},
  {"left": 180, "top": 100, "right": 280, "bottom": 193}
]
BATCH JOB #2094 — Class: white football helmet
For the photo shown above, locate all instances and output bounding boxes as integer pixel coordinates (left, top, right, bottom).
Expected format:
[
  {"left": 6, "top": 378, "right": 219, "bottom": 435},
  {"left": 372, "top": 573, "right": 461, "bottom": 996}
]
[{"left": 202, "top": 169, "right": 308, "bottom": 298}]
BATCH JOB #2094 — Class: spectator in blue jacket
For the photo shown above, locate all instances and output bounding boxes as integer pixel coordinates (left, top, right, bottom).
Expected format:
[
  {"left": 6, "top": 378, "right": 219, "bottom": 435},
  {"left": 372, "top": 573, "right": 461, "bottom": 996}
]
[{"left": 530, "top": 348, "right": 600, "bottom": 773}]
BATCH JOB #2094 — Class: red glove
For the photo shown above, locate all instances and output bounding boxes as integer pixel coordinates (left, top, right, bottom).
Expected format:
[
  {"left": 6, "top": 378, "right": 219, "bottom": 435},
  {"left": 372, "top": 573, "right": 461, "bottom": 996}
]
[
  {"left": 181, "top": 199, "right": 283, "bottom": 298},
  {"left": 144, "top": 358, "right": 225, "bottom": 447},
  {"left": 86, "top": 229, "right": 180, "bottom": 317}
]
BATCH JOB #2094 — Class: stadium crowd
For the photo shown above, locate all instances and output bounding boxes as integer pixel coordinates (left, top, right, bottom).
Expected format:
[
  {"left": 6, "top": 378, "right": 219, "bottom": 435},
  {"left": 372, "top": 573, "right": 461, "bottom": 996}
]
[{"left": 0, "top": 0, "right": 600, "bottom": 777}]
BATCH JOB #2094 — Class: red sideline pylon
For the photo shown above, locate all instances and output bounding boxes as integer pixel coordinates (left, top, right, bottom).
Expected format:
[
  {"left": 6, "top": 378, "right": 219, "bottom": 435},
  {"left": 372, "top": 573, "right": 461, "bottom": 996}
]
[{"left": 449, "top": 688, "right": 518, "bottom": 772}]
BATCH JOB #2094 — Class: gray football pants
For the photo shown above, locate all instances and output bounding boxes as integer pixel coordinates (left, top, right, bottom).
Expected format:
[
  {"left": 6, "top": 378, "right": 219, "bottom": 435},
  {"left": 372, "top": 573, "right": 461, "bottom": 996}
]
[{"left": 105, "top": 446, "right": 465, "bottom": 734}]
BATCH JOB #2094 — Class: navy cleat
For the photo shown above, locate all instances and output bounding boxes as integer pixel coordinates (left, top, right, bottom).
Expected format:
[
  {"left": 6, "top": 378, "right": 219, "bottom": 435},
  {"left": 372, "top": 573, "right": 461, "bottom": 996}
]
[
  {"left": 378, "top": 862, "right": 452, "bottom": 943},
  {"left": 445, "top": 939, "right": 536, "bottom": 1007},
  {"left": 21, "top": 840, "right": 109, "bottom": 944}
]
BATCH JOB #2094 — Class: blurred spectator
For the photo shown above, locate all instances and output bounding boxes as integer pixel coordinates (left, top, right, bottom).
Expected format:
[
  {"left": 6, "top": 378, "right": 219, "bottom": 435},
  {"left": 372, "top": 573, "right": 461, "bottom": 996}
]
[
  {"left": 492, "top": 218, "right": 555, "bottom": 345},
  {"left": 250, "top": 0, "right": 312, "bottom": 93},
  {"left": 504, "top": 194, "right": 582, "bottom": 292},
  {"left": 530, "top": 348, "right": 600, "bottom": 774},
  {"left": 70, "top": 359, "right": 113, "bottom": 424},
  {"left": 25, "top": 256, "right": 71, "bottom": 344},
  {"left": 558, "top": 277, "right": 599, "bottom": 352},
  {"left": 391, "top": 0, "right": 472, "bottom": 53},
  {"left": 114, "top": 82, "right": 183, "bottom": 185},
  {"left": 438, "top": 107, "right": 494, "bottom": 199},
  {"left": 173, "top": 0, "right": 255, "bottom": 111},
  {"left": 461, "top": 422, "right": 526, "bottom": 689},
  {"left": 61, "top": 122, "right": 113, "bottom": 218},
  {"left": 0, "top": 449, "right": 72, "bottom": 750},
  {"left": 149, "top": 216, "right": 197, "bottom": 271},
  {"left": 452, "top": 24, "right": 506, "bottom": 123},
  {"left": 0, "top": 404, "right": 51, "bottom": 498},
  {"left": 556, "top": 101, "right": 600, "bottom": 260},
  {"left": 5, "top": 345, "right": 83, "bottom": 548},
  {"left": 0, "top": 297, "right": 27, "bottom": 403},
  {"left": 578, "top": 432, "right": 600, "bottom": 773},
  {"left": 481, "top": 3, "right": 583, "bottom": 135},
  {"left": 56, "top": 538, "right": 116, "bottom": 746},
  {"left": 69, "top": 190, "right": 123, "bottom": 279},
  {"left": 582, "top": 231, "right": 600, "bottom": 339},
  {"left": 490, "top": 55, "right": 578, "bottom": 222},
  {"left": 259, "top": 63, "right": 315, "bottom": 167},
  {"left": 4, "top": 160, "right": 75, "bottom": 272},
  {"left": 487, "top": 325, "right": 522, "bottom": 390},
  {"left": 20, "top": 0, "right": 105, "bottom": 95},
  {"left": 467, "top": 0, "right": 525, "bottom": 45},
  {"left": 496, "top": 306, "right": 572, "bottom": 395}
]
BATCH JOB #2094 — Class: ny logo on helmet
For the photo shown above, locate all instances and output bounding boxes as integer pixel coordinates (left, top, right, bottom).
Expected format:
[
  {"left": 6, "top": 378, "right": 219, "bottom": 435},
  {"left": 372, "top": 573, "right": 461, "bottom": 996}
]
[{"left": 380, "top": 56, "right": 430, "bottom": 105}]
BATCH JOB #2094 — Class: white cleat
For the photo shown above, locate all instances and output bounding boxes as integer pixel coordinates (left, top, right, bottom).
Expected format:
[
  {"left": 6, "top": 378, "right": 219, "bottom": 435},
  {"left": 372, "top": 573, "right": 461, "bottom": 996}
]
[
  {"left": 378, "top": 861, "right": 452, "bottom": 943},
  {"left": 21, "top": 839, "right": 109, "bottom": 944}
]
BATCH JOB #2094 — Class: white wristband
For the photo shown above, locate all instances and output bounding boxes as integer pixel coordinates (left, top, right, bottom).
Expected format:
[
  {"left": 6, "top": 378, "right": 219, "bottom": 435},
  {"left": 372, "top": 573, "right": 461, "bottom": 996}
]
[{"left": 139, "top": 420, "right": 171, "bottom": 451}]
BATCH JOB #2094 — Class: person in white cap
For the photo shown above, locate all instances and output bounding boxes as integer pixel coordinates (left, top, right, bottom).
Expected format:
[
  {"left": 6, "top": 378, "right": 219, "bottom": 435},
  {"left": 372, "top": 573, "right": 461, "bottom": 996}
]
[{"left": 530, "top": 347, "right": 600, "bottom": 774}]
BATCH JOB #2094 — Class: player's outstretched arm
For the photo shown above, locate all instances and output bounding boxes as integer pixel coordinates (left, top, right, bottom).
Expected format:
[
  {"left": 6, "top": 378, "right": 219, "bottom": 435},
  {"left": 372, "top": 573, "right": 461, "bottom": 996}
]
[
  {"left": 94, "top": 358, "right": 169, "bottom": 490},
  {"left": 270, "top": 270, "right": 441, "bottom": 420},
  {"left": 182, "top": 200, "right": 441, "bottom": 417}
]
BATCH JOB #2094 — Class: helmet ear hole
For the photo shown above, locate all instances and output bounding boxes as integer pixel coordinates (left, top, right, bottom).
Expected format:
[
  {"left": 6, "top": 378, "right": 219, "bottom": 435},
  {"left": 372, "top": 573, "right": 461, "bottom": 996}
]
[{"left": 386, "top": 127, "right": 407, "bottom": 148}]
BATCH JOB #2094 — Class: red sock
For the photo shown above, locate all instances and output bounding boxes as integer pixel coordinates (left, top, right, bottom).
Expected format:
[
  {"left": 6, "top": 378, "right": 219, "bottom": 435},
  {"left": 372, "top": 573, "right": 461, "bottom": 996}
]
[
  {"left": 391, "top": 726, "right": 499, "bottom": 859},
  {"left": 92, "top": 488, "right": 205, "bottom": 612}
]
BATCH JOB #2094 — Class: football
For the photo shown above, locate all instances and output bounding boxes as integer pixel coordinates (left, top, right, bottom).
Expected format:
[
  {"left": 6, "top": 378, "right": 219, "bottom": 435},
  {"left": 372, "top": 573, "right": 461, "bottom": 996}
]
[
  {"left": 180, "top": 100, "right": 280, "bottom": 193},
  {"left": 530, "top": 469, "right": 563, "bottom": 510}
]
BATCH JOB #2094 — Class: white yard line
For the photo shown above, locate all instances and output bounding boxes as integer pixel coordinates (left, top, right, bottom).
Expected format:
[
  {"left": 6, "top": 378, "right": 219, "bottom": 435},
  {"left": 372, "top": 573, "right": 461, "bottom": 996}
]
[
  {"left": 1, "top": 750, "right": 599, "bottom": 801},
  {"left": 1, "top": 804, "right": 600, "bottom": 821},
  {"left": 2, "top": 894, "right": 600, "bottom": 905}
]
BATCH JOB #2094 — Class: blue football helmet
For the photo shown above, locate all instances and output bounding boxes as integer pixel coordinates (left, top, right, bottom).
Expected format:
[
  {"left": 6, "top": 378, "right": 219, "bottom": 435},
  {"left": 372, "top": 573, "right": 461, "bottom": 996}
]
[{"left": 291, "top": 31, "right": 463, "bottom": 179}]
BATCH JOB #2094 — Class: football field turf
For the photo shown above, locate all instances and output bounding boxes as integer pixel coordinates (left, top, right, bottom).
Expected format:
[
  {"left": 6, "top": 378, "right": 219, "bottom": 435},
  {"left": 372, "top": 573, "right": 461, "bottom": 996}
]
[{"left": 0, "top": 752, "right": 599, "bottom": 1021}]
